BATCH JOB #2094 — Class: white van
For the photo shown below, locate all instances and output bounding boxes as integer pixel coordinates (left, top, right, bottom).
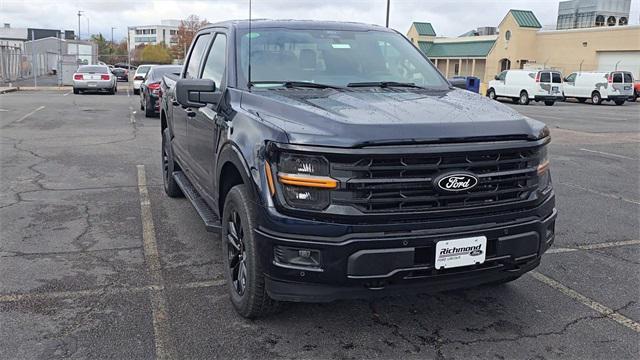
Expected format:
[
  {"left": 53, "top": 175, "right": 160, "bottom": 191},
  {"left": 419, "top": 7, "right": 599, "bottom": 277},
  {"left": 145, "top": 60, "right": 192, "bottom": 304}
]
[
  {"left": 487, "top": 69, "right": 564, "bottom": 106},
  {"left": 563, "top": 71, "right": 634, "bottom": 105}
]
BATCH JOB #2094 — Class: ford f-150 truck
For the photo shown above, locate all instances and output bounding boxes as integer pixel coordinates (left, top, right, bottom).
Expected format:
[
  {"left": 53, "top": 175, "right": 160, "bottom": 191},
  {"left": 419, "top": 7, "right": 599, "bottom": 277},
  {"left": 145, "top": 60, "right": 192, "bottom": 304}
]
[{"left": 161, "top": 20, "right": 557, "bottom": 318}]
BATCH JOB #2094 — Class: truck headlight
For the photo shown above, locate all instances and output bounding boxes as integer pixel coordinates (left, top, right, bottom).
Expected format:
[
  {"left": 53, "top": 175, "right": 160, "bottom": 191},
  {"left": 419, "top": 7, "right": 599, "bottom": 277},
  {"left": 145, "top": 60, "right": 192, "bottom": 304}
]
[
  {"left": 276, "top": 153, "right": 336, "bottom": 210},
  {"left": 536, "top": 146, "right": 551, "bottom": 191}
]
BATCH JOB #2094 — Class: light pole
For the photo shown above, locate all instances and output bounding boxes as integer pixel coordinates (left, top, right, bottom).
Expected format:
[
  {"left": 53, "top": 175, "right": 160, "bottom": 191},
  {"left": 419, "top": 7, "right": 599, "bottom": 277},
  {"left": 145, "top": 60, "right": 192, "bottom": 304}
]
[
  {"left": 385, "top": 0, "right": 390, "bottom": 28},
  {"left": 77, "top": 10, "right": 83, "bottom": 65},
  {"left": 111, "top": 27, "right": 116, "bottom": 45}
]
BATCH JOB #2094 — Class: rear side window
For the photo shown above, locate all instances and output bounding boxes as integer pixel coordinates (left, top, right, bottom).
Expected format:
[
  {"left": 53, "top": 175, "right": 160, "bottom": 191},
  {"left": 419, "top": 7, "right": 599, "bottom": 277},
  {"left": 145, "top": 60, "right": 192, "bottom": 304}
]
[
  {"left": 623, "top": 73, "right": 633, "bottom": 83},
  {"left": 612, "top": 73, "right": 622, "bottom": 83},
  {"left": 552, "top": 73, "right": 562, "bottom": 83},
  {"left": 539, "top": 72, "right": 550, "bottom": 83},
  {"left": 201, "top": 34, "right": 227, "bottom": 85},
  {"left": 185, "top": 33, "right": 213, "bottom": 79}
]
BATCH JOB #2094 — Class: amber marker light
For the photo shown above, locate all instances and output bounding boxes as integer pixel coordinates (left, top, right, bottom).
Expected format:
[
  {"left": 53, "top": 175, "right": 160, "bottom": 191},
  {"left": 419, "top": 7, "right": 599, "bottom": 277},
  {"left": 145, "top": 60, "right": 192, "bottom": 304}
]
[
  {"left": 265, "top": 161, "right": 276, "bottom": 195},
  {"left": 278, "top": 173, "right": 338, "bottom": 189}
]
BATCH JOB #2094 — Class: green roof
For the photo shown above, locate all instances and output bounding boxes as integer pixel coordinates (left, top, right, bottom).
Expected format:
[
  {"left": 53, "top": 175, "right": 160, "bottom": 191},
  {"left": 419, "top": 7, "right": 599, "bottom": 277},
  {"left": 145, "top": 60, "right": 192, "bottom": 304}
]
[
  {"left": 421, "top": 40, "right": 496, "bottom": 58},
  {"left": 417, "top": 41, "right": 433, "bottom": 53},
  {"left": 509, "top": 10, "right": 542, "bottom": 28},
  {"left": 413, "top": 22, "right": 436, "bottom": 36}
]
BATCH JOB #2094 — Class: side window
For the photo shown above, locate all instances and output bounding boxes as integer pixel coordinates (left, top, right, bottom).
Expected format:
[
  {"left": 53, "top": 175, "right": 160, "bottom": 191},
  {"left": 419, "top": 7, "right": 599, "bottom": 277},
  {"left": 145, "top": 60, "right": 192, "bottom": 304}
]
[
  {"left": 623, "top": 73, "right": 633, "bottom": 83},
  {"left": 201, "top": 34, "right": 227, "bottom": 85},
  {"left": 540, "top": 72, "right": 551, "bottom": 83},
  {"left": 612, "top": 72, "right": 622, "bottom": 83},
  {"left": 566, "top": 73, "right": 576, "bottom": 82},
  {"left": 184, "top": 33, "right": 213, "bottom": 79},
  {"left": 497, "top": 71, "right": 507, "bottom": 81},
  {"left": 552, "top": 72, "right": 562, "bottom": 83}
]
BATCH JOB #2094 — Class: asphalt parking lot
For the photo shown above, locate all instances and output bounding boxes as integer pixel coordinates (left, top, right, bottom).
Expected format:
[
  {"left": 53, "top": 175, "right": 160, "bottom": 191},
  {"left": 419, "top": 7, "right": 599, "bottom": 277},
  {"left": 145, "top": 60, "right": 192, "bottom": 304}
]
[{"left": 1, "top": 87, "right": 638, "bottom": 359}]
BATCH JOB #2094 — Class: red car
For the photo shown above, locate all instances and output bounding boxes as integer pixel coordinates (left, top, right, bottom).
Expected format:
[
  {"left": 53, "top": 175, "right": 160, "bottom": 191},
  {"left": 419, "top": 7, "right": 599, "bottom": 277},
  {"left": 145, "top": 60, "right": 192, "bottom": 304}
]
[{"left": 632, "top": 81, "right": 640, "bottom": 102}]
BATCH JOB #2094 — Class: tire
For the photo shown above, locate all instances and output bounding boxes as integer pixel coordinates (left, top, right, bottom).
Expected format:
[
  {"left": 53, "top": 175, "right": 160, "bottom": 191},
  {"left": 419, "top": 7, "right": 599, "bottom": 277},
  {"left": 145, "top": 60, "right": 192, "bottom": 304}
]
[
  {"left": 73, "top": 88, "right": 79, "bottom": 94},
  {"left": 487, "top": 88, "right": 496, "bottom": 100},
  {"left": 222, "top": 184, "right": 281, "bottom": 318},
  {"left": 162, "top": 128, "right": 183, "bottom": 198},
  {"left": 140, "top": 95, "right": 145, "bottom": 111},
  {"left": 614, "top": 100, "right": 625, "bottom": 106},
  {"left": 591, "top": 91, "right": 602, "bottom": 105},
  {"left": 145, "top": 97, "right": 154, "bottom": 117},
  {"left": 578, "top": 98, "right": 587, "bottom": 103},
  {"left": 544, "top": 100, "right": 555, "bottom": 106},
  {"left": 518, "top": 91, "right": 530, "bottom": 105}
]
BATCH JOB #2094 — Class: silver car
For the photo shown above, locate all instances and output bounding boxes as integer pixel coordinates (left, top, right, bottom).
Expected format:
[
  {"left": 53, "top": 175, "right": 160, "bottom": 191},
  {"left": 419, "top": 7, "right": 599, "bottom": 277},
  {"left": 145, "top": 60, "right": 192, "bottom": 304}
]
[{"left": 73, "top": 65, "right": 117, "bottom": 94}]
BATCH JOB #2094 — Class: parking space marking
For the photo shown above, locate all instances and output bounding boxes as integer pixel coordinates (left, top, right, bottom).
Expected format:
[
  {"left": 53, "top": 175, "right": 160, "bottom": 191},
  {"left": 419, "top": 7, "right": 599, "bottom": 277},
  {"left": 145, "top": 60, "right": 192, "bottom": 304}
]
[
  {"left": 546, "top": 239, "right": 640, "bottom": 254},
  {"left": 137, "top": 165, "right": 175, "bottom": 360},
  {"left": 15, "top": 105, "right": 45, "bottom": 123},
  {"left": 579, "top": 148, "right": 636, "bottom": 160},
  {"left": 0, "top": 280, "right": 225, "bottom": 304},
  {"left": 530, "top": 271, "right": 640, "bottom": 333},
  {"left": 63, "top": 91, "right": 71, "bottom": 96},
  {"left": 559, "top": 181, "right": 640, "bottom": 205}
]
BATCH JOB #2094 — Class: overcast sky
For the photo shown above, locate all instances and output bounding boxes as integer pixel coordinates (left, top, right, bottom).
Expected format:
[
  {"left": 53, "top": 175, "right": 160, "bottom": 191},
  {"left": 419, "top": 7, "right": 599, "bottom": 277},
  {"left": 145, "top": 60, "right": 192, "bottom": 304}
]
[{"left": 2, "top": 0, "right": 638, "bottom": 40}]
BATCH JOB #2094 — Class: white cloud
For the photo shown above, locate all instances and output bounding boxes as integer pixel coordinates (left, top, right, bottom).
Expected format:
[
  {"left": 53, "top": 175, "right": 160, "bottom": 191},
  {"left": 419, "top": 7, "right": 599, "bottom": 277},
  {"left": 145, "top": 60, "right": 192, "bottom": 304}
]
[{"left": 1, "top": 0, "right": 638, "bottom": 41}]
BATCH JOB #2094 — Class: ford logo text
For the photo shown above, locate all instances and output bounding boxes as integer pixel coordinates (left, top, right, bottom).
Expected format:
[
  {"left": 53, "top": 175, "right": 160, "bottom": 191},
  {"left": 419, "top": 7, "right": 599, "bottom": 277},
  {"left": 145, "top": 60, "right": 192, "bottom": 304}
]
[{"left": 436, "top": 173, "right": 479, "bottom": 192}]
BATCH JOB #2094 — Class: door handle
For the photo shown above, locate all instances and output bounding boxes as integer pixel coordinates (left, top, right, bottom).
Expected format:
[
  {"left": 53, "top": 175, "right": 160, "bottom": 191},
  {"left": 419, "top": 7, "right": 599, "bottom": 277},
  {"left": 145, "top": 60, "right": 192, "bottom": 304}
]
[{"left": 186, "top": 109, "right": 196, "bottom": 117}]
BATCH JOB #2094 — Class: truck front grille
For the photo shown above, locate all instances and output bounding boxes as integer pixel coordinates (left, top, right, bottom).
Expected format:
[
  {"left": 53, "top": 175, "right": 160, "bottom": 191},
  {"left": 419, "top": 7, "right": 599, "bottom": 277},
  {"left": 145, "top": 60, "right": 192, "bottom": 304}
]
[{"left": 329, "top": 147, "right": 542, "bottom": 214}]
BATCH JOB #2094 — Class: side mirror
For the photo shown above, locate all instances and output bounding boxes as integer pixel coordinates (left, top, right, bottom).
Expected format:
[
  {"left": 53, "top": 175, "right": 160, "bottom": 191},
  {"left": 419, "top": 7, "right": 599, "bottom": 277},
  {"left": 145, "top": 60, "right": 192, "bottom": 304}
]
[
  {"left": 494, "top": 75, "right": 500, "bottom": 81},
  {"left": 448, "top": 78, "right": 466, "bottom": 90},
  {"left": 176, "top": 78, "right": 219, "bottom": 108}
]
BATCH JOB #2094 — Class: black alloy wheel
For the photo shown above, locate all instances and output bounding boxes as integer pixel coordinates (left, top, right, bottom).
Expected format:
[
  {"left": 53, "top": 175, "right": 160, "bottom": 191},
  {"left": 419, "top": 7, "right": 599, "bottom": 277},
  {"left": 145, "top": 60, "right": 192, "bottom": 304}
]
[{"left": 227, "top": 210, "right": 247, "bottom": 296}]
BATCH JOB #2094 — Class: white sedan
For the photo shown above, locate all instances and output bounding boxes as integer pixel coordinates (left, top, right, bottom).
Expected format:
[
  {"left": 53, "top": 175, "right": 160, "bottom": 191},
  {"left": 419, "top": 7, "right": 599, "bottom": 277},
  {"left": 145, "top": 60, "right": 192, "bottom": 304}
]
[{"left": 72, "top": 65, "right": 117, "bottom": 94}]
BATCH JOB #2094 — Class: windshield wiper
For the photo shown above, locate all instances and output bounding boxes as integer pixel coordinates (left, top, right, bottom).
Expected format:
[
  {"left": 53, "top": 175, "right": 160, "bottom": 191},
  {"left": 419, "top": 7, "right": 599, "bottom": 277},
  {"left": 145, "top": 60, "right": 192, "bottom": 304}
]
[
  {"left": 346, "top": 81, "right": 424, "bottom": 89},
  {"left": 249, "top": 81, "right": 343, "bottom": 89}
]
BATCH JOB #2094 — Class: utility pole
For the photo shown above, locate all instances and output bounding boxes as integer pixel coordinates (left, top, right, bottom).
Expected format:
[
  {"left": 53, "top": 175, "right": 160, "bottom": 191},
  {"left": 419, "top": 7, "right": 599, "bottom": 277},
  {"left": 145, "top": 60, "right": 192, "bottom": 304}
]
[
  {"left": 77, "top": 10, "right": 83, "bottom": 66},
  {"left": 111, "top": 27, "right": 116, "bottom": 45},
  {"left": 385, "top": 0, "right": 390, "bottom": 28},
  {"left": 31, "top": 29, "right": 37, "bottom": 87}
]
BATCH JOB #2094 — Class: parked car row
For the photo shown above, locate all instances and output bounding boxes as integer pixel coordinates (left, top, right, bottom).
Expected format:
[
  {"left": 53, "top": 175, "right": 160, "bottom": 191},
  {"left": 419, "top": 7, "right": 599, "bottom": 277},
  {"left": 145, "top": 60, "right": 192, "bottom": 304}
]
[
  {"left": 139, "top": 65, "right": 182, "bottom": 117},
  {"left": 487, "top": 69, "right": 636, "bottom": 106}
]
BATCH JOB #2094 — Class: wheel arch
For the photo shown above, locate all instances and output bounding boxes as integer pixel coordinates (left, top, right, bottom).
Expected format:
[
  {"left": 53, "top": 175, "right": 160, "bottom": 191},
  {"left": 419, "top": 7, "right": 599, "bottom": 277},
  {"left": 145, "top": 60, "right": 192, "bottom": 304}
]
[{"left": 216, "top": 143, "right": 260, "bottom": 217}]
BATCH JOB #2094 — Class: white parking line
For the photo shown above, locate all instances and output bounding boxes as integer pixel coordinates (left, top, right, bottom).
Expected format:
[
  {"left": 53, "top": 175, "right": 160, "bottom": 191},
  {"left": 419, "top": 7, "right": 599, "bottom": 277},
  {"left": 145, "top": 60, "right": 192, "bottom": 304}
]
[
  {"left": 63, "top": 91, "right": 72, "bottom": 96},
  {"left": 15, "top": 105, "right": 45, "bottom": 123},
  {"left": 530, "top": 271, "right": 640, "bottom": 333},
  {"left": 559, "top": 182, "right": 640, "bottom": 205},
  {"left": 137, "top": 165, "right": 175, "bottom": 360},
  {"left": 546, "top": 239, "right": 640, "bottom": 254},
  {"left": 580, "top": 148, "right": 636, "bottom": 160}
]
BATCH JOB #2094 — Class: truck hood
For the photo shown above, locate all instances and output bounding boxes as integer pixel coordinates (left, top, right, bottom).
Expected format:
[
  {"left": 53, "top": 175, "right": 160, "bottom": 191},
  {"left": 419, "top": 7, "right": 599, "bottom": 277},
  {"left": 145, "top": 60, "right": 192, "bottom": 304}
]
[{"left": 241, "top": 87, "right": 547, "bottom": 148}]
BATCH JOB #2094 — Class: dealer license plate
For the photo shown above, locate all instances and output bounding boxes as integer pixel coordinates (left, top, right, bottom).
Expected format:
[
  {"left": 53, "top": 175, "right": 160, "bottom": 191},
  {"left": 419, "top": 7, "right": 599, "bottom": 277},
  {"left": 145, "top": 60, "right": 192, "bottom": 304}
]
[
  {"left": 435, "top": 236, "right": 487, "bottom": 269},
  {"left": 552, "top": 86, "right": 559, "bottom": 92},
  {"left": 624, "top": 85, "right": 631, "bottom": 90}
]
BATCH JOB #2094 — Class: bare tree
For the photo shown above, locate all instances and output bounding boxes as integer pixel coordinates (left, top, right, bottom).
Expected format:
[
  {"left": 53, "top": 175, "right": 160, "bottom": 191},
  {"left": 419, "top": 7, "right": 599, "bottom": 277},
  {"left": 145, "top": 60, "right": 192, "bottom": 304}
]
[{"left": 171, "top": 15, "right": 209, "bottom": 60}]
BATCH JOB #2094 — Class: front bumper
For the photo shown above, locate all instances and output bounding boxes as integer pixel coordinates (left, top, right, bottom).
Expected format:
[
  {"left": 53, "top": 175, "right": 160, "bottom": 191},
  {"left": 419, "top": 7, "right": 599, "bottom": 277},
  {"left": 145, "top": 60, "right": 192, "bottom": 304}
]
[{"left": 255, "top": 193, "right": 557, "bottom": 302}]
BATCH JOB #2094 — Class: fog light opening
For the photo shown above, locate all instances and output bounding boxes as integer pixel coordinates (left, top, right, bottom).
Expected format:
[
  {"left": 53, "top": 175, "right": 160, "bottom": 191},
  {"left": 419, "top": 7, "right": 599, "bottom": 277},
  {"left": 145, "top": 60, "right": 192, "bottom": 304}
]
[{"left": 274, "top": 246, "right": 323, "bottom": 271}]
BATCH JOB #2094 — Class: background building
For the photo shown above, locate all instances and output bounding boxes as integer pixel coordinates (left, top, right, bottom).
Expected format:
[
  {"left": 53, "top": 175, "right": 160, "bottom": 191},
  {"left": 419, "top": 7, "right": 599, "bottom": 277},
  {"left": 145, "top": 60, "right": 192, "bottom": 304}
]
[
  {"left": 408, "top": 8, "right": 640, "bottom": 89},
  {"left": 557, "top": 0, "right": 631, "bottom": 29},
  {"left": 127, "top": 19, "right": 180, "bottom": 51}
]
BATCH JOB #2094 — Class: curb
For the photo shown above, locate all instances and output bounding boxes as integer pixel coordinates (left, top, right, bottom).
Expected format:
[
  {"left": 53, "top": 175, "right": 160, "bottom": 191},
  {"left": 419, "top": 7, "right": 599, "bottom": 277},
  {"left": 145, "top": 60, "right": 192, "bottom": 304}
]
[
  {"left": 0, "top": 87, "right": 18, "bottom": 94},
  {"left": 17, "top": 86, "right": 72, "bottom": 91}
]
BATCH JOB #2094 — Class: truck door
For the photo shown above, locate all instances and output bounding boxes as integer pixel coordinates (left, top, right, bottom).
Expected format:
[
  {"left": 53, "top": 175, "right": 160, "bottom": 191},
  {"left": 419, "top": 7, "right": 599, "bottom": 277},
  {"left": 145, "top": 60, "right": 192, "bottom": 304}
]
[
  {"left": 563, "top": 73, "right": 577, "bottom": 97},
  {"left": 188, "top": 32, "right": 228, "bottom": 203},
  {"left": 173, "top": 33, "right": 213, "bottom": 167}
]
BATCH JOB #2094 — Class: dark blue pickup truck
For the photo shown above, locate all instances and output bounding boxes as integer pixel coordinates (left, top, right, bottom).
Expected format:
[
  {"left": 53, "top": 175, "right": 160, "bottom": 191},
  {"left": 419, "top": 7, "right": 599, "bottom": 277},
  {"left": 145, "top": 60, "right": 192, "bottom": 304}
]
[{"left": 160, "top": 20, "right": 557, "bottom": 318}]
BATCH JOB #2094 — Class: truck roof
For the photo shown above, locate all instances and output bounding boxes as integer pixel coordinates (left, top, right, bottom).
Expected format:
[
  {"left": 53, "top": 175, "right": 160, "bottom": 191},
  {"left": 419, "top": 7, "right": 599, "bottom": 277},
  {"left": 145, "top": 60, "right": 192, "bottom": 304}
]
[{"left": 202, "top": 19, "right": 393, "bottom": 32}]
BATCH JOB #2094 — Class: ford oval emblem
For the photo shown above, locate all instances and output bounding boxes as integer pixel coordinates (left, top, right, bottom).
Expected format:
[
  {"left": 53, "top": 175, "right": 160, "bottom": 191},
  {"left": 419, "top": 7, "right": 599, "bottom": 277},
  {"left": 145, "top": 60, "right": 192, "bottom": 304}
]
[
  {"left": 470, "top": 249, "right": 483, "bottom": 256},
  {"left": 436, "top": 173, "right": 479, "bottom": 192}
]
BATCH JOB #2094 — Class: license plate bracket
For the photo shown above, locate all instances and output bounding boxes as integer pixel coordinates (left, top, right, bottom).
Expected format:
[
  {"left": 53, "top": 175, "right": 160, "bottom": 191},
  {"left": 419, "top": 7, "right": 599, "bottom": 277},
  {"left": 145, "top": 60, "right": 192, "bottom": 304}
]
[{"left": 435, "top": 236, "right": 487, "bottom": 269}]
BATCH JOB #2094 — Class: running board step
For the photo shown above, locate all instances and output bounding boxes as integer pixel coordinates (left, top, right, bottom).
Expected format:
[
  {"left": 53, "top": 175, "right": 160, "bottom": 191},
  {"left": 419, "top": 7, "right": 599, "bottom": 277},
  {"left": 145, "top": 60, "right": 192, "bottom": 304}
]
[{"left": 173, "top": 171, "right": 221, "bottom": 232}]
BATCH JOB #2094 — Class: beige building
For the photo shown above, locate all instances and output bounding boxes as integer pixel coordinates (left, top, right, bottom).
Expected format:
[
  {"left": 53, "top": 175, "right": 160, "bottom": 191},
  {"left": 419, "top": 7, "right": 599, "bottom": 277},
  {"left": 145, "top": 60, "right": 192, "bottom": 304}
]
[{"left": 408, "top": 9, "right": 640, "bottom": 87}]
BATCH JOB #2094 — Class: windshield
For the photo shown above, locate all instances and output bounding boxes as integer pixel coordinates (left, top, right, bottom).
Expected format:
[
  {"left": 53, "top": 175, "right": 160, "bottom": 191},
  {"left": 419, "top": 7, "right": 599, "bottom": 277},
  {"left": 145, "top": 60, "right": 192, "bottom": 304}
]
[
  {"left": 238, "top": 28, "right": 447, "bottom": 89},
  {"left": 137, "top": 65, "right": 152, "bottom": 74}
]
